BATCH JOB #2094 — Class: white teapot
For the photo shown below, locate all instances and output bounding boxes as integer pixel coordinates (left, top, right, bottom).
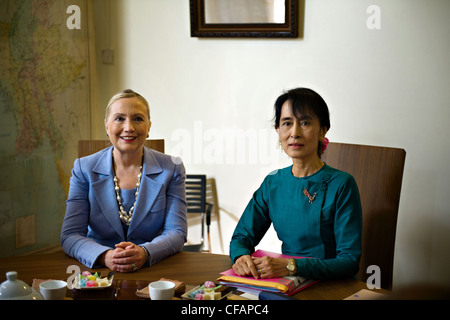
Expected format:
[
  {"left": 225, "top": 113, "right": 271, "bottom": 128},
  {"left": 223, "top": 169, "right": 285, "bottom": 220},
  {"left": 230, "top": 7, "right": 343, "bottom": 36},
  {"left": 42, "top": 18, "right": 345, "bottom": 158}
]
[{"left": 0, "top": 271, "right": 43, "bottom": 300}]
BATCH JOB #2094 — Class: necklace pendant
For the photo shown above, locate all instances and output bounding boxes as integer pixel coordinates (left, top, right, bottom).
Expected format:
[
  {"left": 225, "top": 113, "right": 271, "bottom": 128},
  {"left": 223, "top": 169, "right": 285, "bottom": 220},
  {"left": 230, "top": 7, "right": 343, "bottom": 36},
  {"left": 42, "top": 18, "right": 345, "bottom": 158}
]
[
  {"left": 303, "top": 187, "right": 317, "bottom": 204},
  {"left": 113, "top": 163, "right": 143, "bottom": 226}
]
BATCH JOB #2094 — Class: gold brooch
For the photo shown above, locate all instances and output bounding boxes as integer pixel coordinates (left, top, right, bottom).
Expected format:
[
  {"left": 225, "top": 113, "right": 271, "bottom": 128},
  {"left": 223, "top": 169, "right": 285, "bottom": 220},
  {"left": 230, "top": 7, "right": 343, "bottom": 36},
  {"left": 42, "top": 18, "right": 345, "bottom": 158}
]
[{"left": 303, "top": 187, "right": 317, "bottom": 204}]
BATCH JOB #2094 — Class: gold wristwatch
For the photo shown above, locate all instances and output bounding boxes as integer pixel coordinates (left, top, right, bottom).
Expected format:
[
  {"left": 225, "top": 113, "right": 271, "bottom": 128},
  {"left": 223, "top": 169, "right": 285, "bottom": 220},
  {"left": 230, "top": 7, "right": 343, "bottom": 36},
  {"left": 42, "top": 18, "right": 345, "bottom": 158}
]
[{"left": 287, "top": 258, "right": 297, "bottom": 276}]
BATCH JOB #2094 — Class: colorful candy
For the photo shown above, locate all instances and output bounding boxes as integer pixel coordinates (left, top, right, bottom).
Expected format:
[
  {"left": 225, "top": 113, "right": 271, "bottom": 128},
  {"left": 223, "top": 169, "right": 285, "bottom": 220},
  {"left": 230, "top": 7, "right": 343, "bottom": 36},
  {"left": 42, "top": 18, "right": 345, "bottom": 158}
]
[
  {"left": 194, "top": 293, "right": 204, "bottom": 300},
  {"left": 203, "top": 281, "right": 215, "bottom": 288},
  {"left": 188, "top": 281, "right": 229, "bottom": 300},
  {"left": 77, "top": 271, "right": 110, "bottom": 288},
  {"left": 79, "top": 278, "right": 87, "bottom": 287},
  {"left": 188, "top": 289, "right": 203, "bottom": 299},
  {"left": 97, "top": 278, "right": 109, "bottom": 287},
  {"left": 86, "top": 280, "right": 97, "bottom": 287}
]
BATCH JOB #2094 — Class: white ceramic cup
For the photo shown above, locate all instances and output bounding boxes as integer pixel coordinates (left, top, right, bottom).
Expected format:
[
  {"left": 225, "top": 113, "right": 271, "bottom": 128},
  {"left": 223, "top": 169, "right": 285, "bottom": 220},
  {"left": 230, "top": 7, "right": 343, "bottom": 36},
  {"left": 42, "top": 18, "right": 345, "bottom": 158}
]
[
  {"left": 39, "top": 280, "right": 67, "bottom": 300},
  {"left": 149, "top": 280, "right": 175, "bottom": 300}
]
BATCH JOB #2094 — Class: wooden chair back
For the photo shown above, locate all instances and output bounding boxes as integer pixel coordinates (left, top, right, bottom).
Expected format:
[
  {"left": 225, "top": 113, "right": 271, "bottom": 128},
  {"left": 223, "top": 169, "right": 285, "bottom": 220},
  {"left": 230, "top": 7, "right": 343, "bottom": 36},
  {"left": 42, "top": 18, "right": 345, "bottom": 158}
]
[
  {"left": 322, "top": 142, "right": 406, "bottom": 289},
  {"left": 78, "top": 139, "right": 164, "bottom": 158}
]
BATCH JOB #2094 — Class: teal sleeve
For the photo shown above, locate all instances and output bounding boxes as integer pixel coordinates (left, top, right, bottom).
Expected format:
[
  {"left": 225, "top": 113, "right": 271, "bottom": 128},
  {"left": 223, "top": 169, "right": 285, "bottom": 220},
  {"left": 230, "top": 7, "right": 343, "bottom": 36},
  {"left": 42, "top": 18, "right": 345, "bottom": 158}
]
[{"left": 229, "top": 180, "right": 272, "bottom": 263}]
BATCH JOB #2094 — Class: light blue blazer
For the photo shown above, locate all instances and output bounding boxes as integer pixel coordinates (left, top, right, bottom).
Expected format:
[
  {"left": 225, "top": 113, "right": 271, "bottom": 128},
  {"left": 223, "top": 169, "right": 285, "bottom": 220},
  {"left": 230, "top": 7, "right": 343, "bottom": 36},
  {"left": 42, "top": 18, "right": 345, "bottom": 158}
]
[{"left": 60, "top": 146, "right": 187, "bottom": 268}]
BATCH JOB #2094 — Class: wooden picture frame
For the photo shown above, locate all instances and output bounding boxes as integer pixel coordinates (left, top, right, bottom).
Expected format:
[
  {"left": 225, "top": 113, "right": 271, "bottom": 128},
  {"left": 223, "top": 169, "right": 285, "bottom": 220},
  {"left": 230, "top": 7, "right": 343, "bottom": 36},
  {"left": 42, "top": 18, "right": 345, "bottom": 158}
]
[{"left": 190, "top": 0, "right": 299, "bottom": 38}]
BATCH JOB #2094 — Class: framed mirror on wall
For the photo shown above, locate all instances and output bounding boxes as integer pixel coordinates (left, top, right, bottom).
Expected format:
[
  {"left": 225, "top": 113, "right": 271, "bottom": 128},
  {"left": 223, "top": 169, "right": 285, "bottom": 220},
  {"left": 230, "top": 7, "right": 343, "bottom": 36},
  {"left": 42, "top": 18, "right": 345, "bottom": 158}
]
[{"left": 190, "top": 0, "right": 299, "bottom": 38}]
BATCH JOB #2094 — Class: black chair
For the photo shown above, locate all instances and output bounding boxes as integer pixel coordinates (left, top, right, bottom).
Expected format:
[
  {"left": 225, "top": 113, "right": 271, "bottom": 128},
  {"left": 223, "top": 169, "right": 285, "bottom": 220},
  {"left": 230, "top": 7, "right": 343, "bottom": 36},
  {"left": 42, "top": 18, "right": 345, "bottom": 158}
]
[{"left": 183, "top": 175, "right": 213, "bottom": 252}]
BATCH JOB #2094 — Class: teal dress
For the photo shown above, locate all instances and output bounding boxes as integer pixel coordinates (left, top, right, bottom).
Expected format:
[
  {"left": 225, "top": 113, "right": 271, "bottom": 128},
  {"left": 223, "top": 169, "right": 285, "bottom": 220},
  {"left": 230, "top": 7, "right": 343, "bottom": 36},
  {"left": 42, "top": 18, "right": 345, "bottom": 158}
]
[{"left": 230, "top": 164, "right": 362, "bottom": 280}]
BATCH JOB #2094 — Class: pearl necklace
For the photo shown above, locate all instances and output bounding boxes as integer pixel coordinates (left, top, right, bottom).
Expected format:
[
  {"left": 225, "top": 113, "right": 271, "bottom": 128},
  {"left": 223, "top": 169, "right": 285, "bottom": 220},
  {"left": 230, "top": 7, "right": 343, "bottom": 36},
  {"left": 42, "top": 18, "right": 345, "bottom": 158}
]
[{"left": 113, "top": 157, "right": 143, "bottom": 225}]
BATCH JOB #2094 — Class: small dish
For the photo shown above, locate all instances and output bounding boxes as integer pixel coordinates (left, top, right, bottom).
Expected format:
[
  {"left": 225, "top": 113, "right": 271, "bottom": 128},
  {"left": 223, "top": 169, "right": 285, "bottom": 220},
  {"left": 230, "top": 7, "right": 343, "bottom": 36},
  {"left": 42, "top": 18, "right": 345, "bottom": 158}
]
[
  {"left": 181, "top": 283, "right": 235, "bottom": 300},
  {"left": 73, "top": 272, "right": 114, "bottom": 290}
]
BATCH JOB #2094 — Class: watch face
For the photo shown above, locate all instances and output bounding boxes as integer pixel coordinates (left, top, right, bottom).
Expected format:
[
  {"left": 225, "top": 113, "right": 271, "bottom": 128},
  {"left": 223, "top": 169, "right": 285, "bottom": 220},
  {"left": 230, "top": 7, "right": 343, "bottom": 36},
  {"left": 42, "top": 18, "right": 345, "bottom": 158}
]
[{"left": 287, "top": 260, "right": 295, "bottom": 271}]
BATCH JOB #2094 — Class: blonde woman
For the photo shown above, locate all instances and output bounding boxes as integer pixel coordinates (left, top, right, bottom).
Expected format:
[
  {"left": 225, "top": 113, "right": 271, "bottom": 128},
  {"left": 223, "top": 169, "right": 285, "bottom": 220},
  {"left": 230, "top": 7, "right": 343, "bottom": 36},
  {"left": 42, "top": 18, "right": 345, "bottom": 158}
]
[{"left": 61, "top": 89, "right": 187, "bottom": 272}]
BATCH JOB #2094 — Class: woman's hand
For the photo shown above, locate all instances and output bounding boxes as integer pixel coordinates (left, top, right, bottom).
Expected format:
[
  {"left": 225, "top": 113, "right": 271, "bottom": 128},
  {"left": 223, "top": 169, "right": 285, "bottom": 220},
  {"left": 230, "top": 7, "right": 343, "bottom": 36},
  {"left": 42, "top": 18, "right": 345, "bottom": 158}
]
[
  {"left": 100, "top": 242, "right": 147, "bottom": 272},
  {"left": 252, "top": 256, "right": 290, "bottom": 279},
  {"left": 232, "top": 255, "right": 260, "bottom": 279},
  {"left": 232, "top": 255, "right": 291, "bottom": 279}
]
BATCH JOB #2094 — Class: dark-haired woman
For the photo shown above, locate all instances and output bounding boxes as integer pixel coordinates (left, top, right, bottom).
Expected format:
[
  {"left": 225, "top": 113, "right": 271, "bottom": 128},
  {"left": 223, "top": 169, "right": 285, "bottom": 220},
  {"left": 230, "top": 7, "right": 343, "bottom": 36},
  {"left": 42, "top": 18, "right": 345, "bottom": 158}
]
[{"left": 230, "top": 88, "right": 362, "bottom": 281}]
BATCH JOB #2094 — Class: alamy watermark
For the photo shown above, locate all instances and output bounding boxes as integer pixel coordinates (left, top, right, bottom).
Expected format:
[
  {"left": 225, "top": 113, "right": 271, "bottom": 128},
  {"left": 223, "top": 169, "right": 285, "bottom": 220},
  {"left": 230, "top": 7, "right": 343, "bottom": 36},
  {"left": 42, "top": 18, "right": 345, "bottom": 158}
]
[
  {"left": 66, "top": 264, "right": 80, "bottom": 289},
  {"left": 169, "top": 121, "right": 285, "bottom": 170},
  {"left": 66, "top": 5, "right": 81, "bottom": 30},
  {"left": 367, "top": 5, "right": 381, "bottom": 30},
  {"left": 366, "top": 265, "right": 381, "bottom": 289}
]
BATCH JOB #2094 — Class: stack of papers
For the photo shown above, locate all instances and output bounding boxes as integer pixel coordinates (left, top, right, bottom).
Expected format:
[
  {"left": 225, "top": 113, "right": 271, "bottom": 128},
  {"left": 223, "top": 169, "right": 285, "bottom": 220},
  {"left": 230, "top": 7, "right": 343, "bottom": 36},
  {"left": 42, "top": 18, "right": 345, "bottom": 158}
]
[{"left": 217, "top": 250, "right": 318, "bottom": 296}]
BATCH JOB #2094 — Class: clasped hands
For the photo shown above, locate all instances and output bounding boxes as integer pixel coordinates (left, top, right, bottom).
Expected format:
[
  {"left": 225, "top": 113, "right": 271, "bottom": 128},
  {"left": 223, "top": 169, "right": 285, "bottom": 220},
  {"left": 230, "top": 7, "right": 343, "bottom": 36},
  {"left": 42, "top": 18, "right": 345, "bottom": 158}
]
[
  {"left": 100, "top": 242, "right": 147, "bottom": 273},
  {"left": 232, "top": 255, "right": 290, "bottom": 279}
]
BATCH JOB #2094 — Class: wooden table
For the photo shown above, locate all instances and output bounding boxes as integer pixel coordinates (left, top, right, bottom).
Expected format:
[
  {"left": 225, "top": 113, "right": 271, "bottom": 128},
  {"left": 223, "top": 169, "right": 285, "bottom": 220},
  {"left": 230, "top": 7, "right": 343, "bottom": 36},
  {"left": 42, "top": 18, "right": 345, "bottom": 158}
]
[{"left": 0, "top": 251, "right": 388, "bottom": 300}]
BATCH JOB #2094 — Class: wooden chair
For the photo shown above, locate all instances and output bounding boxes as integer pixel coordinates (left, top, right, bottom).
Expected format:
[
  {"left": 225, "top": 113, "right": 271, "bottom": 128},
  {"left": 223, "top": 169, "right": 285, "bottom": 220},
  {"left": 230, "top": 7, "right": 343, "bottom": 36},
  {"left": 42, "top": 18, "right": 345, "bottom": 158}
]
[
  {"left": 206, "top": 177, "right": 224, "bottom": 253},
  {"left": 322, "top": 142, "right": 406, "bottom": 289},
  {"left": 78, "top": 139, "right": 164, "bottom": 157}
]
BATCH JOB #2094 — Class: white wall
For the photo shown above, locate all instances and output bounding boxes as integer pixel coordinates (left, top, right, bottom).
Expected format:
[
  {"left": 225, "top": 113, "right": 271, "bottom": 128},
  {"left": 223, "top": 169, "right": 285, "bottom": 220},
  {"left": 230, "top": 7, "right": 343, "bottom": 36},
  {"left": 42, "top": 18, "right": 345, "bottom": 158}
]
[{"left": 93, "top": 0, "right": 450, "bottom": 289}]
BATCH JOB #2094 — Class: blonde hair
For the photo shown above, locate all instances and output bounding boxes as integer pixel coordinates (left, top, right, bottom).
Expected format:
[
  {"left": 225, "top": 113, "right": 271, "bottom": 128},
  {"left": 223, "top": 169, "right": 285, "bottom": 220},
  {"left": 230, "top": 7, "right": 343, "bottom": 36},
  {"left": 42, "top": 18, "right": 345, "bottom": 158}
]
[{"left": 105, "top": 89, "right": 151, "bottom": 122}]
